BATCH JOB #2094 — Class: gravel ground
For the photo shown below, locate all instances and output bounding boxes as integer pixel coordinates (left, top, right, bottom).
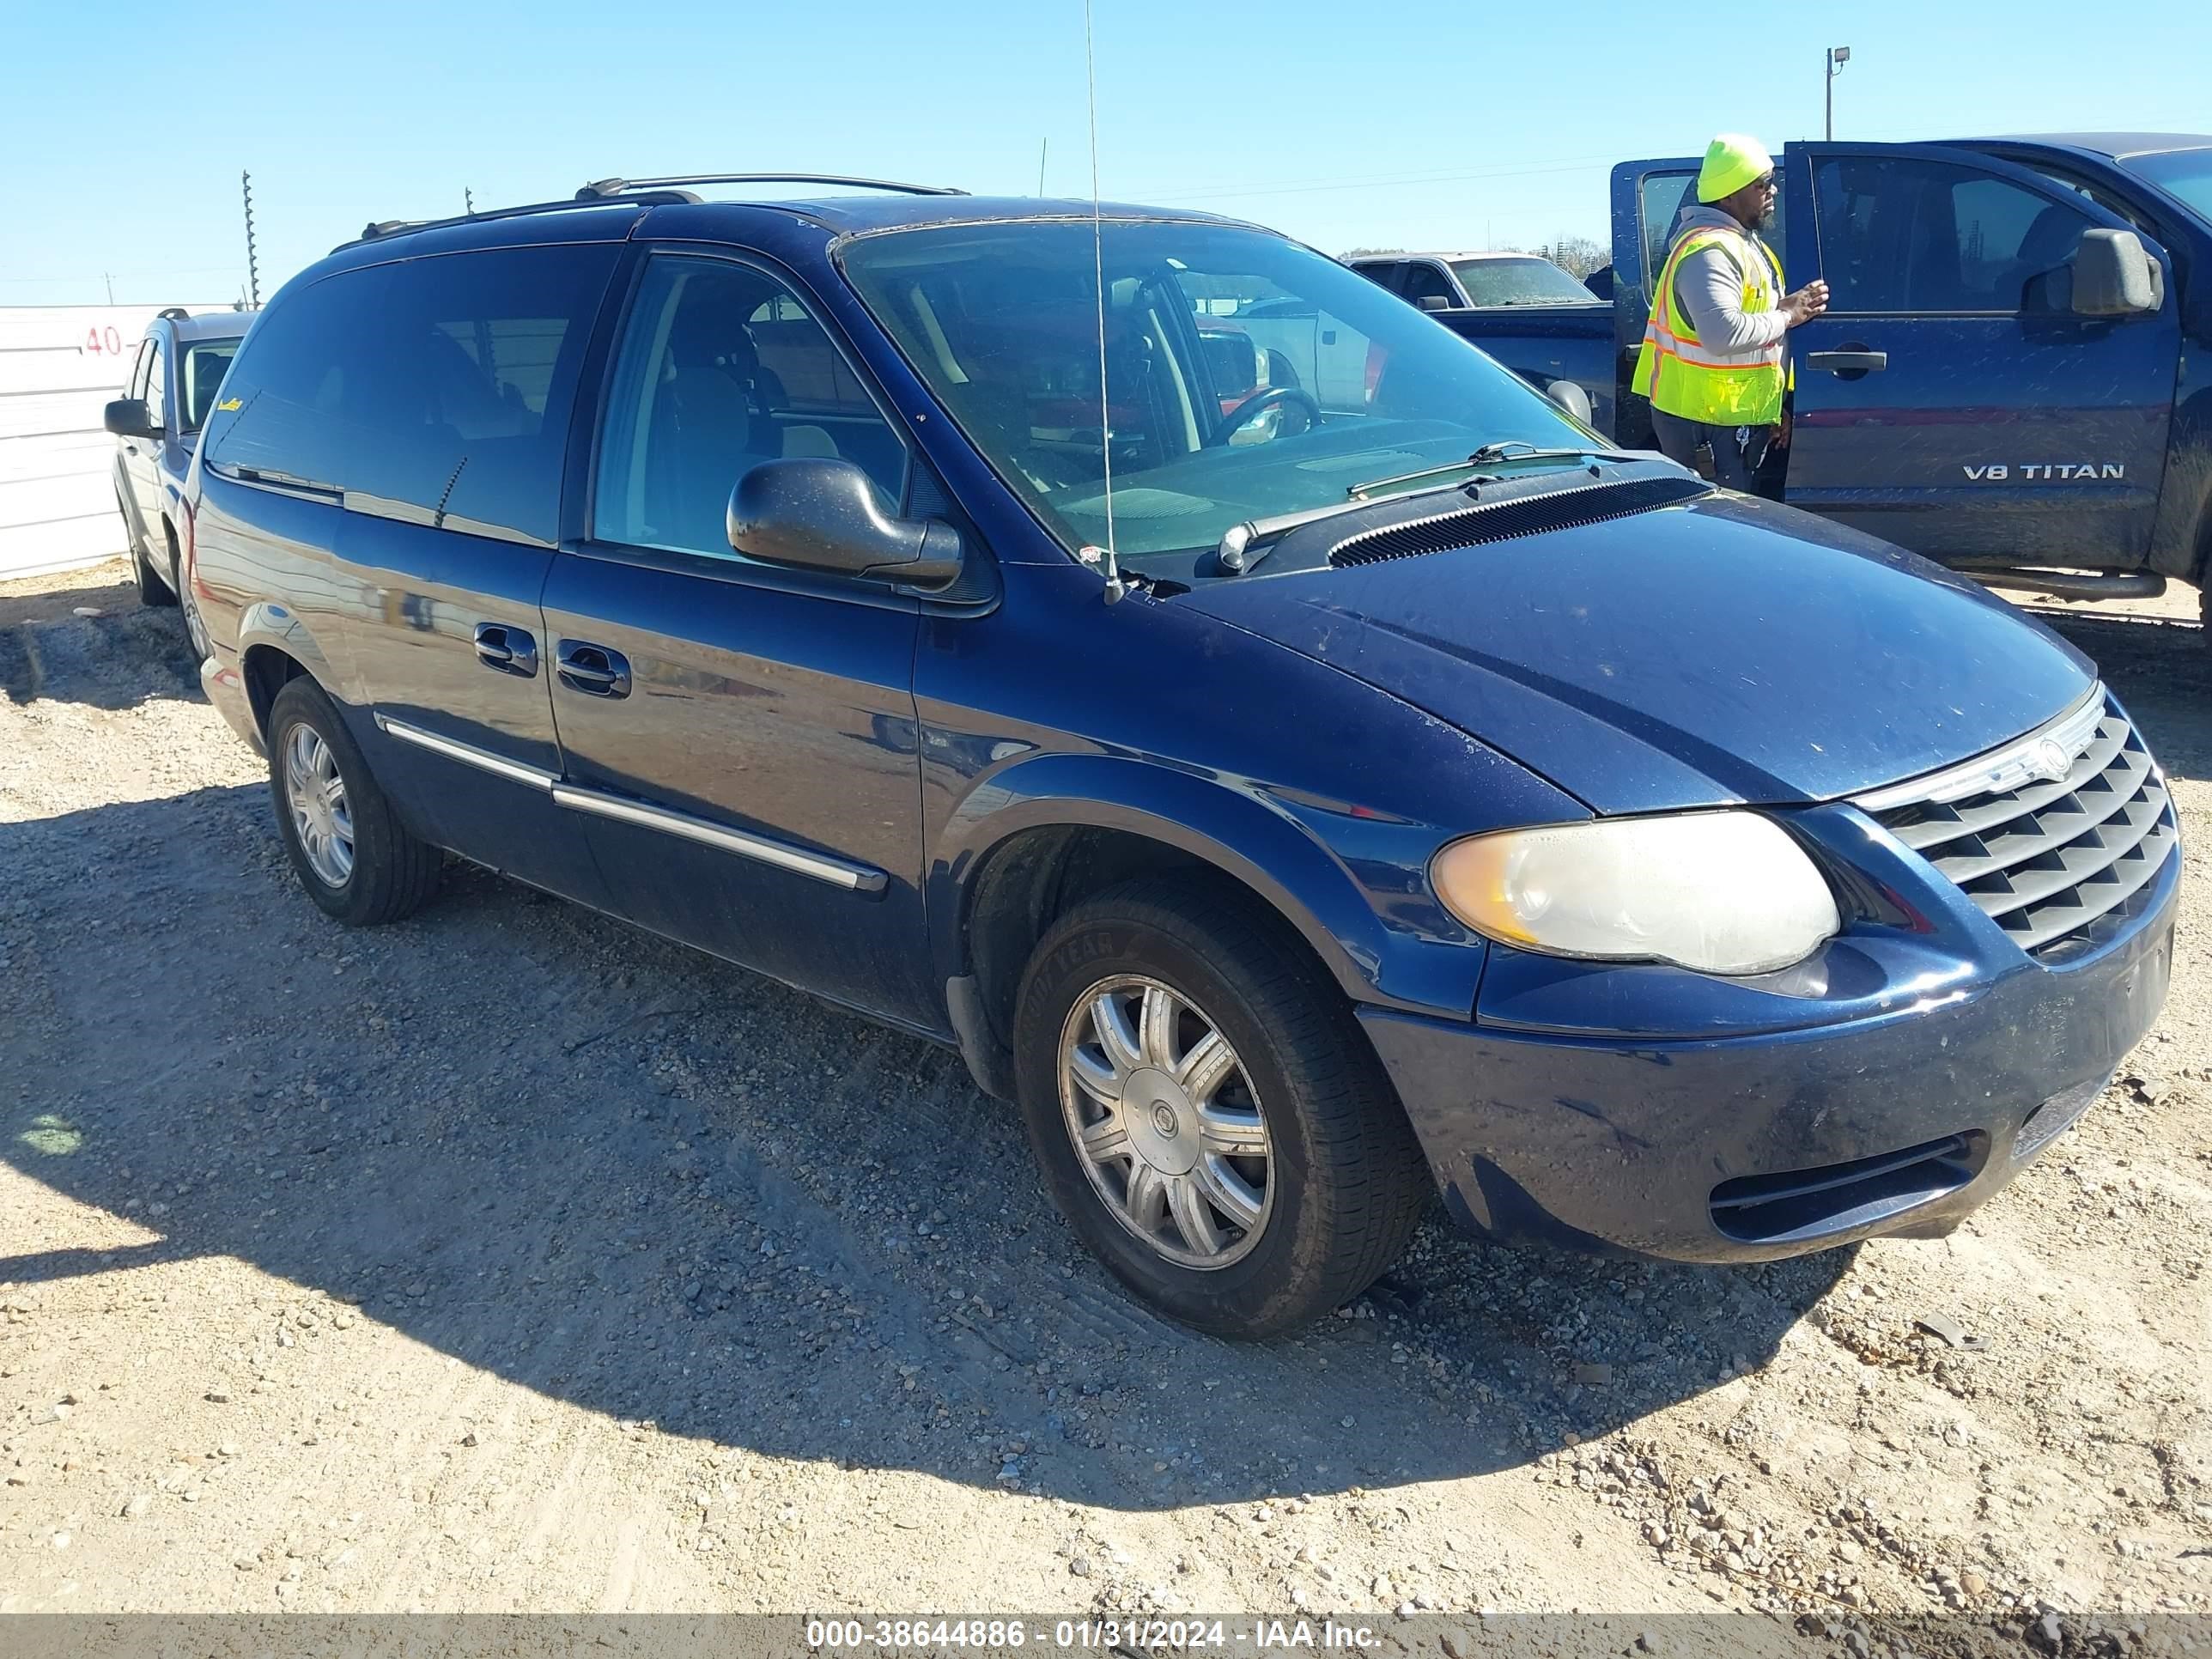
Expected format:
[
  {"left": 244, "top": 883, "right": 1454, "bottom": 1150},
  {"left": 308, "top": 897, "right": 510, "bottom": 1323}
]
[{"left": 2, "top": 559, "right": 2207, "bottom": 1647}]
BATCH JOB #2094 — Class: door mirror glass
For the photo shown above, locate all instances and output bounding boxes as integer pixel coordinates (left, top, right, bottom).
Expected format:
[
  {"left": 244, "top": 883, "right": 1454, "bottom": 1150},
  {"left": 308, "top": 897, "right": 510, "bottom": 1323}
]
[
  {"left": 2070, "top": 228, "right": 2160, "bottom": 316},
  {"left": 103, "top": 398, "right": 159, "bottom": 439},
  {"left": 727, "top": 458, "right": 963, "bottom": 590}
]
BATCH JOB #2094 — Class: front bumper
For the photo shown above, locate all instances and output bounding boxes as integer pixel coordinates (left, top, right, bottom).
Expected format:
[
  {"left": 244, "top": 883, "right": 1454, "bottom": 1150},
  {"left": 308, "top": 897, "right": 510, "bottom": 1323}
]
[{"left": 1361, "top": 825, "right": 2178, "bottom": 1263}]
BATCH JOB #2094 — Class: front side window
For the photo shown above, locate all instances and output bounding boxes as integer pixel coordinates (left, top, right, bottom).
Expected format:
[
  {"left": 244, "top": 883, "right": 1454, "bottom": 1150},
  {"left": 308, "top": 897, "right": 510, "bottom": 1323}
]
[
  {"left": 593, "top": 256, "right": 907, "bottom": 560},
  {"left": 1814, "top": 157, "right": 2092, "bottom": 313},
  {"left": 1449, "top": 257, "right": 1603, "bottom": 307},
  {"left": 204, "top": 244, "right": 618, "bottom": 542},
  {"left": 2120, "top": 147, "right": 2212, "bottom": 228},
  {"left": 1397, "top": 262, "right": 1459, "bottom": 308},
  {"left": 144, "top": 340, "right": 167, "bottom": 428},
  {"left": 840, "top": 219, "right": 1587, "bottom": 566},
  {"left": 179, "top": 340, "right": 240, "bottom": 433}
]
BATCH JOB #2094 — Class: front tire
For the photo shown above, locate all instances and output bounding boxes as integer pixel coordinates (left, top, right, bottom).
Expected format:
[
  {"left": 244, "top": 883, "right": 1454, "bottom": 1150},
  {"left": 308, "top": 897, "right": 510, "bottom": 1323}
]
[
  {"left": 1013, "top": 876, "right": 1428, "bottom": 1339},
  {"left": 167, "top": 525, "right": 211, "bottom": 664},
  {"left": 121, "top": 495, "right": 175, "bottom": 607},
  {"left": 267, "top": 678, "right": 441, "bottom": 926}
]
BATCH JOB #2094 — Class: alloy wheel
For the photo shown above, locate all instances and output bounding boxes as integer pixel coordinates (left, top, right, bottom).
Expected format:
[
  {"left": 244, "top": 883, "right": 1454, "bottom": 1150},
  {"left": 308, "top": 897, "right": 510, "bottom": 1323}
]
[{"left": 1057, "top": 975, "right": 1273, "bottom": 1269}]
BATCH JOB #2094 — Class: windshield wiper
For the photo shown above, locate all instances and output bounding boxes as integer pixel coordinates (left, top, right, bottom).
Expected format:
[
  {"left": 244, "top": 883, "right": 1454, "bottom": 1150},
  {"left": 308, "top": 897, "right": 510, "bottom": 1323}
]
[
  {"left": 1342, "top": 441, "right": 1638, "bottom": 502},
  {"left": 1467, "top": 440, "right": 1644, "bottom": 465}
]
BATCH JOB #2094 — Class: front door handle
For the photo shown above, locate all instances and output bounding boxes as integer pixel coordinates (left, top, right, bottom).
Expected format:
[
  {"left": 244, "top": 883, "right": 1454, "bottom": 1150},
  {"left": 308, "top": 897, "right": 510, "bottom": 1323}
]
[
  {"left": 1805, "top": 349, "right": 1889, "bottom": 376},
  {"left": 556, "top": 640, "right": 632, "bottom": 698},
  {"left": 473, "top": 622, "right": 538, "bottom": 677}
]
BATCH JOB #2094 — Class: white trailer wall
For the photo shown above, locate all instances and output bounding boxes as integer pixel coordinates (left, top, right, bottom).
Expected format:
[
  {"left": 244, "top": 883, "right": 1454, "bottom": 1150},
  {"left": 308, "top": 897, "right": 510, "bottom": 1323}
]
[{"left": 0, "top": 305, "right": 227, "bottom": 580}]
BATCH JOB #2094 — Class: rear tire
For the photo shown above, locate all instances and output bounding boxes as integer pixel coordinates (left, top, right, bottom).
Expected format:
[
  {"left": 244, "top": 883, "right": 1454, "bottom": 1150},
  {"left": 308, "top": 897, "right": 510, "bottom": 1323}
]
[
  {"left": 1012, "top": 874, "right": 1428, "bottom": 1339},
  {"left": 267, "top": 677, "right": 441, "bottom": 926}
]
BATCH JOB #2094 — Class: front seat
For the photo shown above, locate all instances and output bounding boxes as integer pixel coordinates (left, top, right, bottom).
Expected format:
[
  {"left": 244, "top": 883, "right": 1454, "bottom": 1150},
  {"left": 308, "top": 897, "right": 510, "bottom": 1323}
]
[{"left": 655, "top": 300, "right": 767, "bottom": 550}]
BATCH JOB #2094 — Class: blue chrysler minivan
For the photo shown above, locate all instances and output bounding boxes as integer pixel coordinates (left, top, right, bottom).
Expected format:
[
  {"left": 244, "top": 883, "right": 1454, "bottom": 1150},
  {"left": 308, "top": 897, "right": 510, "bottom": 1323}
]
[{"left": 183, "top": 176, "right": 2178, "bottom": 1337}]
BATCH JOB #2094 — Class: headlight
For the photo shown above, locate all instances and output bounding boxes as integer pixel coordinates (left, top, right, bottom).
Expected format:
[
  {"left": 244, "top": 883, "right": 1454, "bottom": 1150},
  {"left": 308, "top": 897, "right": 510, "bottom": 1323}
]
[{"left": 1431, "top": 811, "right": 1840, "bottom": 976}]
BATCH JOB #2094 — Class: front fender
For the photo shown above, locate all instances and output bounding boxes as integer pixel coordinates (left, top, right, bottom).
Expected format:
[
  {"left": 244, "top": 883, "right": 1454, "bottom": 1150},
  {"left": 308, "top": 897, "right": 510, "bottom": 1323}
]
[{"left": 930, "top": 750, "right": 1491, "bottom": 1019}]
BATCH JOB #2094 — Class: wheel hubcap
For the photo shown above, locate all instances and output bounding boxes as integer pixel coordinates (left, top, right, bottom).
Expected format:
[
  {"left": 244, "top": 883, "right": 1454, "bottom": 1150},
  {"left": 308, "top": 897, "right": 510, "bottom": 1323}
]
[
  {"left": 1058, "top": 975, "right": 1273, "bottom": 1270},
  {"left": 283, "top": 724, "right": 355, "bottom": 889}
]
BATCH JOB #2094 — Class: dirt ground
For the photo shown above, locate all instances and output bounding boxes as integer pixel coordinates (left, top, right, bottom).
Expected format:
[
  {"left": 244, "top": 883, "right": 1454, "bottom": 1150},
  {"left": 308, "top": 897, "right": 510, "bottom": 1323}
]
[{"left": 2, "top": 559, "right": 2207, "bottom": 1647}]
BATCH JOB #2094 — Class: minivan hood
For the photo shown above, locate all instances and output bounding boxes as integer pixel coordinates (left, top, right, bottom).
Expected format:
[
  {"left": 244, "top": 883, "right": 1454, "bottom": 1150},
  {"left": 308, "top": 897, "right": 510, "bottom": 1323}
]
[{"left": 1179, "top": 492, "right": 2094, "bottom": 813}]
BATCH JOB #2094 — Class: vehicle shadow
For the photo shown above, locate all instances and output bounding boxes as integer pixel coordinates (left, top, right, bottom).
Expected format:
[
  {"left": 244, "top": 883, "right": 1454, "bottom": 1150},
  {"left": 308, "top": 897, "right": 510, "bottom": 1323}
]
[
  {"left": 0, "top": 777, "right": 1843, "bottom": 1512},
  {"left": 0, "top": 571, "right": 202, "bottom": 711}
]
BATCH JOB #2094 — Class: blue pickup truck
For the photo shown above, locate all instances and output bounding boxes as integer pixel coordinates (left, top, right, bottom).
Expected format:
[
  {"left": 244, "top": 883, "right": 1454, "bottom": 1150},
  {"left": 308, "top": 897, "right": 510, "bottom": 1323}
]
[{"left": 1407, "top": 134, "right": 2212, "bottom": 611}]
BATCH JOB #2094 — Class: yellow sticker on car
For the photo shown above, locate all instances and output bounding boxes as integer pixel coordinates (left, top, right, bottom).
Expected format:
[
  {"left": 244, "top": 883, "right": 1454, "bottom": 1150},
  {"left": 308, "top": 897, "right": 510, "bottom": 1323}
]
[{"left": 216, "top": 397, "right": 243, "bottom": 411}]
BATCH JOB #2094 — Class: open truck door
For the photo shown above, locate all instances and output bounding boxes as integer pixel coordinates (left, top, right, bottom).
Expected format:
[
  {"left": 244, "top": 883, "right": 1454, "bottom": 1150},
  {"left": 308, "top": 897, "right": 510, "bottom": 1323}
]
[{"left": 1778, "top": 141, "right": 2179, "bottom": 570}]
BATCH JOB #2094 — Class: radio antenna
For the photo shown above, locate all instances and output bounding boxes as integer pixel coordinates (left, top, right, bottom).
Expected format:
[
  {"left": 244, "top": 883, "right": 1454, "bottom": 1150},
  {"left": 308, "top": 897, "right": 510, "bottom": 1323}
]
[{"left": 1082, "top": 0, "right": 1125, "bottom": 604}]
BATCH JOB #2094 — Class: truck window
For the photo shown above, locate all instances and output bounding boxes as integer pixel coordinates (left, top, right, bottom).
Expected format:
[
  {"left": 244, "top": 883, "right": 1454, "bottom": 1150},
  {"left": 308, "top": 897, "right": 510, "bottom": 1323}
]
[
  {"left": 1398, "top": 263, "right": 1459, "bottom": 309},
  {"left": 144, "top": 339, "right": 167, "bottom": 429},
  {"left": 1638, "top": 172, "right": 1697, "bottom": 292},
  {"left": 1814, "top": 157, "right": 2091, "bottom": 313}
]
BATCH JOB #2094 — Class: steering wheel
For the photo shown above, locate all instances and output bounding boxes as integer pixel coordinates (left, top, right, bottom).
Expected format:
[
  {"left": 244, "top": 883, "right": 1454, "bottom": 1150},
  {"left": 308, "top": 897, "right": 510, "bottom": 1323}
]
[{"left": 1207, "top": 386, "right": 1322, "bottom": 447}]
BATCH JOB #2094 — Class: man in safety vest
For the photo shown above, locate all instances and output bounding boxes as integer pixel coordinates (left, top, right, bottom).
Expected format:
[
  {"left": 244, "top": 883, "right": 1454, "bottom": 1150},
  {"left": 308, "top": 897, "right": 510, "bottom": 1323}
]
[{"left": 1633, "top": 134, "right": 1829, "bottom": 490}]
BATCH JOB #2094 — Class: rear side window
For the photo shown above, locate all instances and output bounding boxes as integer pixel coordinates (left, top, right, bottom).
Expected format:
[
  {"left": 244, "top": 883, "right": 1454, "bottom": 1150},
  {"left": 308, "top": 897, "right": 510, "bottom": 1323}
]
[
  {"left": 1398, "top": 263, "right": 1458, "bottom": 308},
  {"left": 1814, "top": 156, "right": 2090, "bottom": 313},
  {"left": 204, "top": 244, "right": 619, "bottom": 544}
]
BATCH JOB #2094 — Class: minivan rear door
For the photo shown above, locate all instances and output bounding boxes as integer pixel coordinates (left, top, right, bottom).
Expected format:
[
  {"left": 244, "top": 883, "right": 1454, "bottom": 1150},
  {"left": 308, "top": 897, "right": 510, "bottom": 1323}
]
[{"left": 281, "top": 241, "right": 626, "bottom": 905}]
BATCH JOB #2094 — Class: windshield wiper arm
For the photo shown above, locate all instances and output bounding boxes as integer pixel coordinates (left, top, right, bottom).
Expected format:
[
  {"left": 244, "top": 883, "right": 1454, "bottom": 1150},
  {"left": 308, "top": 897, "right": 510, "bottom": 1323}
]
[
  {"left": 1467, "top": 440, "right": 1644, "bottom": 465},
  {"left": 1216, "top": 479, "right": 1474, "bottom": 573}
]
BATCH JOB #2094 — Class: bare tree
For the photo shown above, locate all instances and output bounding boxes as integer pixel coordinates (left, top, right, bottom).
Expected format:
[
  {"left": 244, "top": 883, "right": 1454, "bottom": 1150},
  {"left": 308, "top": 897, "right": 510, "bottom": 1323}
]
[
  {"left": 1339, "top": 246, "right": 1405, "bottom": 259},
  {"left": 1540, "top": 235, "right": 1608, "bottom": 279}
]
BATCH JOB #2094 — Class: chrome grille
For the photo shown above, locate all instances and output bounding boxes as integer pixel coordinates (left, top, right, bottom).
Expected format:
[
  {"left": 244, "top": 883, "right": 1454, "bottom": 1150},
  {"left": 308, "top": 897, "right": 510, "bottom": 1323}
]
[{"left": 1858, "top": 687, "right": 2176, "bottom": 960}]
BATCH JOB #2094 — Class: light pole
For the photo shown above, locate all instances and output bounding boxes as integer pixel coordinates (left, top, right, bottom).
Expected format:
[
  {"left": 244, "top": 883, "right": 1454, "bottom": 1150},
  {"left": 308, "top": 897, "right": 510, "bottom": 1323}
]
[{"left": 1825, "top": 46, "right": 1851, "bottom": 142}]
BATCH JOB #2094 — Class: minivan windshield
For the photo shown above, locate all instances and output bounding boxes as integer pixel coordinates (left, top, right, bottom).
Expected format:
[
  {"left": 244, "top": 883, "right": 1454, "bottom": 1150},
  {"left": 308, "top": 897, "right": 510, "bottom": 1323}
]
[
  {"left": 1449, "top": 257, "right": 1603, "bottom": 307},
  {"left": 840, "top": 220, "right": 1590, "bottom": 565},
  {"left": 2120, "top": 147, "right": 2212, "bottom": 227}
]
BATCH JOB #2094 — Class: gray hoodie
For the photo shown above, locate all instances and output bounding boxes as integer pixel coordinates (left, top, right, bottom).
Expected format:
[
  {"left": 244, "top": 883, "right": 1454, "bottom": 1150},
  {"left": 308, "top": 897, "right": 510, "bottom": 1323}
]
[{"left": 1666, "top": 204, "right": 1789, "bottom": 356}]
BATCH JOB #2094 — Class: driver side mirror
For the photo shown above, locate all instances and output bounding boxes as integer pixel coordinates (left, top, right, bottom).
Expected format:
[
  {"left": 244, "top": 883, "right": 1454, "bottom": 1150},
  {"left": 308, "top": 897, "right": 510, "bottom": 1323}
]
[
  {"left": 103, "top": 398, "right": 160, "bottom": 440},
  {"left": 1415, "top": 294, "right": 1454, "bottom": 313},
  {"left": 726, "top": 457, "right": 964, "bottom": 591},
  {"left": 2069, "top": 228, "right": 2162, "bottom": 317}
]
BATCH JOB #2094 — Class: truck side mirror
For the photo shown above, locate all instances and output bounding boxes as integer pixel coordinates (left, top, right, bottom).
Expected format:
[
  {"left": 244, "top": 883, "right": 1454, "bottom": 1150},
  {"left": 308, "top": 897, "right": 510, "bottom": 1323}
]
[
  {"left": 1416, "top": 295, "right": 1453, "bottom": 313},
  {"left": 2069, "top": 229, "right": 2161, "bottom": 317}
]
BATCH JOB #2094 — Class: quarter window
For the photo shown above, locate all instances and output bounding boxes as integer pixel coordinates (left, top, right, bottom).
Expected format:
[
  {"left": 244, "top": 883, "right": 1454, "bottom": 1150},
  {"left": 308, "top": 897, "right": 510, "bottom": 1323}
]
[
  {"left": 593, "top": 256, "right": 907, "bottom": 560},
  {"left": 1814, "top": 157, "right": 2091, "bottom": 313}
]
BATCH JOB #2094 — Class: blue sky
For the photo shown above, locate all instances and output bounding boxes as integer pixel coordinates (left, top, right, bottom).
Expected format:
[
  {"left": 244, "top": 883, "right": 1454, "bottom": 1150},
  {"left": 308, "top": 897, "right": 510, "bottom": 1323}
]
[{"left": 3, "top": 0, "right": 2206, "bottom": 307}]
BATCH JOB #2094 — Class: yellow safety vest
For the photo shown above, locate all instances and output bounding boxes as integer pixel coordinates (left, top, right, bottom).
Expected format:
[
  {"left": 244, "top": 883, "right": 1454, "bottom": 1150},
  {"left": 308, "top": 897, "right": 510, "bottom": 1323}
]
[{"left": 1632, "top": 225, "right": 1787, "bottom": 427}]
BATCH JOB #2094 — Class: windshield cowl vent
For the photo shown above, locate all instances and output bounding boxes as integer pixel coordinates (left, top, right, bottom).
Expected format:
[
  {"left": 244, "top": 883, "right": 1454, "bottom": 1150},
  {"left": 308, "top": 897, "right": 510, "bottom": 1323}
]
[{"left": 1327, "top": 476, "right": 1712, "bottom": 568}]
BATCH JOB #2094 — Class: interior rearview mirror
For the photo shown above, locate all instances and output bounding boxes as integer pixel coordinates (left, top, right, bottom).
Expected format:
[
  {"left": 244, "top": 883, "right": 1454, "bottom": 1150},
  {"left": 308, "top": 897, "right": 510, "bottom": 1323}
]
[
  {"left": 103, "top": 398, "right": 159, "bottom": 440},
  {"left": 727, "top": 458, "right": 964, "bottom": 591},
  {"left": 2070, "top": 228, "right": 2161, "bottom": 317}
]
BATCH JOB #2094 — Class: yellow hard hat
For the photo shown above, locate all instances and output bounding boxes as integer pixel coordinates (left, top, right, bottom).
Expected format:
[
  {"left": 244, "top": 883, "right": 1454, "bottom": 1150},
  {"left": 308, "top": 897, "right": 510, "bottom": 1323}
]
[{"left": 1697, "top": 134, "right": 1775, "bottom": 204}]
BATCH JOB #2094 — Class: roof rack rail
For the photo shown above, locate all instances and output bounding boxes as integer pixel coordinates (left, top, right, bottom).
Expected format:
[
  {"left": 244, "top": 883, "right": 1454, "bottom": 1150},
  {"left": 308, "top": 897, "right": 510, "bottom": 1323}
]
[
  {"left": 333, "top": 191, "right": 702, "bottom": 254},
  {"left": 574, "top": 173, "right": 968, "bottom": 199},
  {"left": 156, "top": 306, "right": 192, "bottom": 321}
]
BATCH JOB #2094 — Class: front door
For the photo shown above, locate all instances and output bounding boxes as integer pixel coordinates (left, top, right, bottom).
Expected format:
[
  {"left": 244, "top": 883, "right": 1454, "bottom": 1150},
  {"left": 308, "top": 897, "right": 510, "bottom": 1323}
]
[
  {"left": 541, "top": 250, "right": 936, "bottom": 1028},
  {"left": 1781, "top": 142, "right": 2182, "bottom": 567},
  {"left": 129, "top": 335, "right": 167, "bottom": 535}
]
